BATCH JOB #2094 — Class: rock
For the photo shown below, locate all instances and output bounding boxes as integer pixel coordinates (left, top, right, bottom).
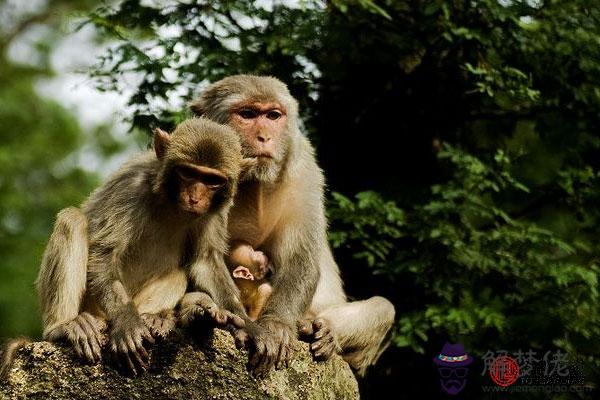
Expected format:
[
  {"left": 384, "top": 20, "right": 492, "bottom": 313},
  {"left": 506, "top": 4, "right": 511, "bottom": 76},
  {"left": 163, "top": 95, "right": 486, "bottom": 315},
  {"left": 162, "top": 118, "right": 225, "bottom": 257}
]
[{"left": 0, "top": 328, "right": 359, "bottom": 400}]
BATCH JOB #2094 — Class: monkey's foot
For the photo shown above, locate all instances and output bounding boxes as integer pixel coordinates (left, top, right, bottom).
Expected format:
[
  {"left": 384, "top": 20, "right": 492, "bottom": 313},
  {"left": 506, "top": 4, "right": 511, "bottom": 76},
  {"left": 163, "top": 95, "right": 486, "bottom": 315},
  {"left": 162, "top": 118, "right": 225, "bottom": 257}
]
[
  {"left": 298, "top": 318, "right": 340, "bottom": 361},
  {"left": 248, "top": 319, "right": 295, "bottom": 375},
  {"left": 109, "top": 305, "right": 155, "bottom": 377},
  {"left": 179, "top": 292, "right": 245, "bottom": 329},
  {"left": 141, "top": 310, "right": 176, "bottom": 339},
  {"left": 46, "top": 312, "right": 107, "bottom": 364}
]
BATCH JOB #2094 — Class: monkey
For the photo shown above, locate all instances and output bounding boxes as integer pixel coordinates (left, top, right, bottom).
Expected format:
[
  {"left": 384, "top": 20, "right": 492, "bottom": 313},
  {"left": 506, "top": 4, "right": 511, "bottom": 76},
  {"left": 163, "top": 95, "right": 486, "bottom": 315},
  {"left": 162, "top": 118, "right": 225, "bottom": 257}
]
[
  {"left": 189, "top": 75, "right": 396, "bottom": 376},
  {"left": 227, "top": 240, "right": 273, "bottom": 321},
  {"left": 26, "top": 118, "right": 248, "bottom": 377}
]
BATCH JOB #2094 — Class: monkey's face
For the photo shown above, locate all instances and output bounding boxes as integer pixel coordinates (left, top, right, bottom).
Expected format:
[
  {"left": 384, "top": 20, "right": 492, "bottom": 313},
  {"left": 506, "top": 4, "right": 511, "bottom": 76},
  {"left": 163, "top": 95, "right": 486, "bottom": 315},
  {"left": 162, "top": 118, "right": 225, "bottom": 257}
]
[
  {"left": 174, "top": 163, "right": 228, "bottom": 215},
  {"left": 229, "top": 101, "right": 289, "bottom": 183}
]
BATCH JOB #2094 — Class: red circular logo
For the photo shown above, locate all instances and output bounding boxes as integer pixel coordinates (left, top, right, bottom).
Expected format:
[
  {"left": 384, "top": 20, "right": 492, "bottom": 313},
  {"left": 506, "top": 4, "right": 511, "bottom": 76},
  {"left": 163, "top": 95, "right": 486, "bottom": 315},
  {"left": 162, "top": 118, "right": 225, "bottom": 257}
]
[{"left": 489, "top": 356, "right": 520, "bottom": 387}]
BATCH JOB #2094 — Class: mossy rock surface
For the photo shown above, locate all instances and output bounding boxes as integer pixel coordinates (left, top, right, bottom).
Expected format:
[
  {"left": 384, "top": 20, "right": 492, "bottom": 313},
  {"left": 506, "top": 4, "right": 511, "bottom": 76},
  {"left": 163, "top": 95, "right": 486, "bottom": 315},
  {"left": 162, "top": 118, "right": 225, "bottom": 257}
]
[{"left": 0, "top": 328, "right": 359, "bottom": 400}]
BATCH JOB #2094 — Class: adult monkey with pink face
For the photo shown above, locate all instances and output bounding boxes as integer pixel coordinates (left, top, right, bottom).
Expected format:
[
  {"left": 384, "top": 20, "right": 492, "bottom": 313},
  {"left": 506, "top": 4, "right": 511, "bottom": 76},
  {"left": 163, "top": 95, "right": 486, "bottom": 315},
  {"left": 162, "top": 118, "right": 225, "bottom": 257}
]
[{"left": 190, "top": 75, "right": 395, "bottom": 376}]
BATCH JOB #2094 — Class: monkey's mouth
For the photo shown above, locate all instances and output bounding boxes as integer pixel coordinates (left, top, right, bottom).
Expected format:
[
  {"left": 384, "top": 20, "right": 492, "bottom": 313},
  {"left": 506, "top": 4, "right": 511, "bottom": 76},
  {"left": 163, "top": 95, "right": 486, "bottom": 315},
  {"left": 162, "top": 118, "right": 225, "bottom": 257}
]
[
  {"left": 255, "top": 152, "right": 274, "bottom": 159},
  {"left": 179, "top": 200, "right": 209, "bottom": 215}
]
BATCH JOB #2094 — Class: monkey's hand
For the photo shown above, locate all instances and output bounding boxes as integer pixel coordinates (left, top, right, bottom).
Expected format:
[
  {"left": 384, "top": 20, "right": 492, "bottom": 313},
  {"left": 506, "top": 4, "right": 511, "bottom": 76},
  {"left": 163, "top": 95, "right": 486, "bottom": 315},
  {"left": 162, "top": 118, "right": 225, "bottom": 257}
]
[
  {"left": 298, "top": 318, "right": 341, "bottom": 361},
  {"left": 141, "top": 309, "right": 177, "bottom": 339},
  {"left": 108, "top": 303, "right": 155, "bottom": 376},
  {"left": 178, "top": 291, "right": 245, "bottom": 329},
  {"left": 250, "top": 250, "right": 270, "bottom": 280},
  {"left": 46, "top": 312, "right": 106, "bottom": 364},
  {"left": 243, "top": 318, "right": 295, "bottom": 376}
]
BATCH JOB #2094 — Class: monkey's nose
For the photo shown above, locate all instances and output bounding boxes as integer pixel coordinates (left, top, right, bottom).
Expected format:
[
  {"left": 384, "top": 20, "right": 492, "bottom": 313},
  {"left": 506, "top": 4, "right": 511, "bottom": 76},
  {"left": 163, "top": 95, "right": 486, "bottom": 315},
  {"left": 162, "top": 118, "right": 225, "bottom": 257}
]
[{"left": 257, "top": 134, "right": 271, "bottom": 143}]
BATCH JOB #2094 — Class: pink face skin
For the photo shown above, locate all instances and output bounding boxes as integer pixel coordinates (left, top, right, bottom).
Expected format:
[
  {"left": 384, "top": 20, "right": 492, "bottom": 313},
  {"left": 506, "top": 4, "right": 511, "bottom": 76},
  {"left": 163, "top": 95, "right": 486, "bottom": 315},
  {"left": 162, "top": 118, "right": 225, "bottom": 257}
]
[
  {"left": 175, "top": 164, "right": 227, "bottom": 215},
  {"left": 229, "top": 102, "right": 288, "bottom": 160}
]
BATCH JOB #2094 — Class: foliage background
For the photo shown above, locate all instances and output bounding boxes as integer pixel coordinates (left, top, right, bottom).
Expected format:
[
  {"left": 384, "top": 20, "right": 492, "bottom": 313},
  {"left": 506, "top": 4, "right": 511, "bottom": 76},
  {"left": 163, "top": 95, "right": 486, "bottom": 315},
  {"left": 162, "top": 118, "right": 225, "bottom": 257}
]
[{"left": 1, "top": 0, "right": 599, "bottom": 398}]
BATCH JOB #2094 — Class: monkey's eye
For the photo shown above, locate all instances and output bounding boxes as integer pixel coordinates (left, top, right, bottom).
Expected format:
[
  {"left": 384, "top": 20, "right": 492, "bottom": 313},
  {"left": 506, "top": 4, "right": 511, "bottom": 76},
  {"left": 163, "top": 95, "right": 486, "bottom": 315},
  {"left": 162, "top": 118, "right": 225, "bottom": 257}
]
[
  {"left": 176, "top": 167, "right": 199, "bottom": 181},
  {"left": 238, "top": 109, "right": 257, "bottom": 119},
  {"left": 266, "top": 110, "right": 282, "bottom": 120},
  {"left": 200, "top": 173, "right": 227, "bottom": 189}
]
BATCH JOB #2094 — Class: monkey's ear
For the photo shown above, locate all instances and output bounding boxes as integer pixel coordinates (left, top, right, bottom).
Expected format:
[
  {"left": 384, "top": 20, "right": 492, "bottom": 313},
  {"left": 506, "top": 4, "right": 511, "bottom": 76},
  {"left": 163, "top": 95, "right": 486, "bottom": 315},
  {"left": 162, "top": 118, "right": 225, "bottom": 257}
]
[
  {"left": 153, "top": 128, "right": 171, "bottom": 159},
  {"left": 232, "top": 266, "right": 255, "bottom": 281},
  {"left": 189, "top": 99, "right": 205, "bottom": 116}
]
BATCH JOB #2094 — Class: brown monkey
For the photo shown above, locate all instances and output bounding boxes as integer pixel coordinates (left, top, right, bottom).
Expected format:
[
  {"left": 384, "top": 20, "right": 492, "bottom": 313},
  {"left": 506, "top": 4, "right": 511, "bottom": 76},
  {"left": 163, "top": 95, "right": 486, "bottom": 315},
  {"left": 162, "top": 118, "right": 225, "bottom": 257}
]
[
  {"left": 190, "top": 75, "right": 396, "bottom": 376},
  {"left": 33, "top": 118, "right": 246, "bottom": 375},
  {"left": 227, "top": 241, "right": 273, "bottom": 321}
]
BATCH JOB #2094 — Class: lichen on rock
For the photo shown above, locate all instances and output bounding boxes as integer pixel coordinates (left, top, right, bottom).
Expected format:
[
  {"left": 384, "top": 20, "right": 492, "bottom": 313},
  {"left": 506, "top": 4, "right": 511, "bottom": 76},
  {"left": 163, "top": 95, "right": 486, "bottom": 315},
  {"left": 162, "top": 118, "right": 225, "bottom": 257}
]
[{"left": 0, "top": 328, "right": 359, "bottom": 400}]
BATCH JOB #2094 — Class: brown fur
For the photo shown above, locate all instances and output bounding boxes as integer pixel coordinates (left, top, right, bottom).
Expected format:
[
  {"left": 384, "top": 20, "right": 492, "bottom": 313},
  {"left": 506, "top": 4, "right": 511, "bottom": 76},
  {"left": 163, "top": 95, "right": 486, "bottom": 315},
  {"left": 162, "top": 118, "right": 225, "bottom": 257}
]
[
  {"left": 191, "top": 75, "right": 395, "bottom": 376},
  {"left": 32, "top": 118, "right": 247, "bottom": 375}
]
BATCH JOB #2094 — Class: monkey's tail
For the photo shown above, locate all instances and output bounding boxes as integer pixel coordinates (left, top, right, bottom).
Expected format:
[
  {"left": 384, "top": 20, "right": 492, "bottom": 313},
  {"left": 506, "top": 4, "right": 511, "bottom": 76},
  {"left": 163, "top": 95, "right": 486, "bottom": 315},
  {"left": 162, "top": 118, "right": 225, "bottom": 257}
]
[{"left": 0, "top": 337, "right": 30, "bottom": 380}]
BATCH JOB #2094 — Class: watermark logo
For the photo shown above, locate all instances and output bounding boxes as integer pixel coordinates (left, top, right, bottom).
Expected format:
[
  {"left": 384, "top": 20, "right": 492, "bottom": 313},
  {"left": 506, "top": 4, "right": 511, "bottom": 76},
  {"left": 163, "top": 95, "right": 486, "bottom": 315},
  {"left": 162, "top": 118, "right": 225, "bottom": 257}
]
[
  {"left": 433, "top": 342, "right": 474, "bottom": 395},
  {"left": 481, "top": 349, "right": 593, "bottom": 394},
  {"left": 489, "top": 356, "right": 520, "bottom": 387}
]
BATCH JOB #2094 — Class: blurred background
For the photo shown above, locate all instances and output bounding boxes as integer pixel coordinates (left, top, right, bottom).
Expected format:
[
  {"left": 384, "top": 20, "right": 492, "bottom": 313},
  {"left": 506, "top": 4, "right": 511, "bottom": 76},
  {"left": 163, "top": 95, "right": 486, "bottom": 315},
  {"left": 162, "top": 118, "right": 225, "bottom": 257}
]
[{"left": 1, "top": 0, "right": 599, "bottom": 398}]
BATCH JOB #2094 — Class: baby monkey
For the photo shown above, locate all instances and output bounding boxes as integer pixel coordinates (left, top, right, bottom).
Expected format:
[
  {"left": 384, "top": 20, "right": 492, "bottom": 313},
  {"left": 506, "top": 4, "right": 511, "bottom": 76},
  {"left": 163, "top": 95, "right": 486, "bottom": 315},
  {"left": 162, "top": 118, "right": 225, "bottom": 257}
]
[{"left": 227, "top": 241, "right": 273, "bottom": 321}]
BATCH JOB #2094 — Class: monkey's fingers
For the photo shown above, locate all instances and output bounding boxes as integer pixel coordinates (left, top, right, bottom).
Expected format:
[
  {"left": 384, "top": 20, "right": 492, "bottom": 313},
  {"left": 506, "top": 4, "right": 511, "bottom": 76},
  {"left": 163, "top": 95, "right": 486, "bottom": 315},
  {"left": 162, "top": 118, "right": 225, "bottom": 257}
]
[
  {"left": 109, "top": 343, "right": 124, "bottom": 373},
  {"left": 275, "top": 332, "right": 292, "bottom": 370},
  {"left": 310, "top": 335, "right": 337, "bottom": 360},
  {"left": 232, "top": 328, "right": 250, "bottom": 349},
  {"left": 129, "top": 345, "right": 149, "bottom": 372},
  {"left": 141, "top": 326, "right": 156, "bottom": 346},
  {"left": 281, "top": 345, "right": 293, "bottom": 369},
  {"left": 127, "top": 343, "right": 145, "bottom": 371},
  {"left": 77, "top": 315, "right": 103, "bottom": 362},
  {"left": 88, "top": 336, "right": 102, "bottom": 363},
  {"left": 190, "top": 305, "right": 207, "bottom": 321},
  {"left": 309, "top": 335, "right": 330, "bottom": 352},
  {"left": 212, "top": 310, "right": 228, "bottom": 325},
  {"left": 109, "top": 339, "right": 118, "bottom": 354},
  {"left": 71, "top": 323, "right": 97, "bottom": 363},
  {"left": 118, "top": 342, "right": 139, "bottom": 377},
  {"left": 226, "top": 312, "right": 245, "bottom": 329},
  {"left": 249, "top": 341, "right": 267, "bottom": 372},
  {"left": 297, "top": 319, "right": 314, "bottom": 337},
  {"left": 178, "top": 306, "right": 199, "bottom": 326},
  {"left": 275, "top": 344, "right": 288, "bottom": 370},
  {"left": 72, "top": 337, "right": 88, "bottom": 362},
  {"left": 257, "top": 342, "right": 277, "bottom": 376},
  {"left": 160, "top": 313, "right": 177, "bottom": 337},
  {"left": 312, "top": 318, "right": 325, "bottom": 331},
  {"left": 313, "top": 325, "right": 330, "bottom": 340},
  {"left": 202, "top": 302, "right": 219, "bottom": 318},
  {"left": 80, "top": 312, "right": 102, "bottom": 340}
]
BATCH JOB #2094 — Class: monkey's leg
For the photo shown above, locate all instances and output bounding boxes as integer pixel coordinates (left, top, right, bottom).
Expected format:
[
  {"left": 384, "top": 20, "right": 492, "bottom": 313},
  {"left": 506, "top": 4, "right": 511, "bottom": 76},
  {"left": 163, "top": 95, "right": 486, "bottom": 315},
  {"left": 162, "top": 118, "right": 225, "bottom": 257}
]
[
  {"left": 35, "top": 208, "right": 105, "bottom": 362},
  {"left": 311, "top": 296, "right": 395, "bottom": 376},
  {"left": 134, "top": 268, "right": 187, "bottom": 339},
  {"left": 247, "top": 282, "right": 273, "bottom": 321}
]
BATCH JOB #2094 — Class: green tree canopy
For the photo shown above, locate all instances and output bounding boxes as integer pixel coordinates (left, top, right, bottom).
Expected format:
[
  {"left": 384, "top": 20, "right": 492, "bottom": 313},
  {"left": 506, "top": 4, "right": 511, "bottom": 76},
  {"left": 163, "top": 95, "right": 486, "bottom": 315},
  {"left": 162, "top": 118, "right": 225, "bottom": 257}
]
[
  {"left": 82, "top": 0, "right": 600, "bottom": 397},
  {"left": 0, "top": 0, "right": 116, "bottom": 339}
]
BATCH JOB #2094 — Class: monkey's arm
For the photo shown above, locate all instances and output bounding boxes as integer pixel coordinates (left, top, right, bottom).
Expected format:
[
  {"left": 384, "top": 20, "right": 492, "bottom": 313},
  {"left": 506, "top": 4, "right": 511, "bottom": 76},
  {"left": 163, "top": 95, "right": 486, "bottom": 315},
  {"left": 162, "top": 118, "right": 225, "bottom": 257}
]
[
  {"left": 246, "top": 218, "right": 321, "bottom": 374},
  {"left": 261, "top": 230, "right": 320, "bottom": 325},
  {"left": 180, "top": 250, "right": 247, "bottom": 328},
  {"left": 87, "top": 245, "right": 154, "bottom": 375}
]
